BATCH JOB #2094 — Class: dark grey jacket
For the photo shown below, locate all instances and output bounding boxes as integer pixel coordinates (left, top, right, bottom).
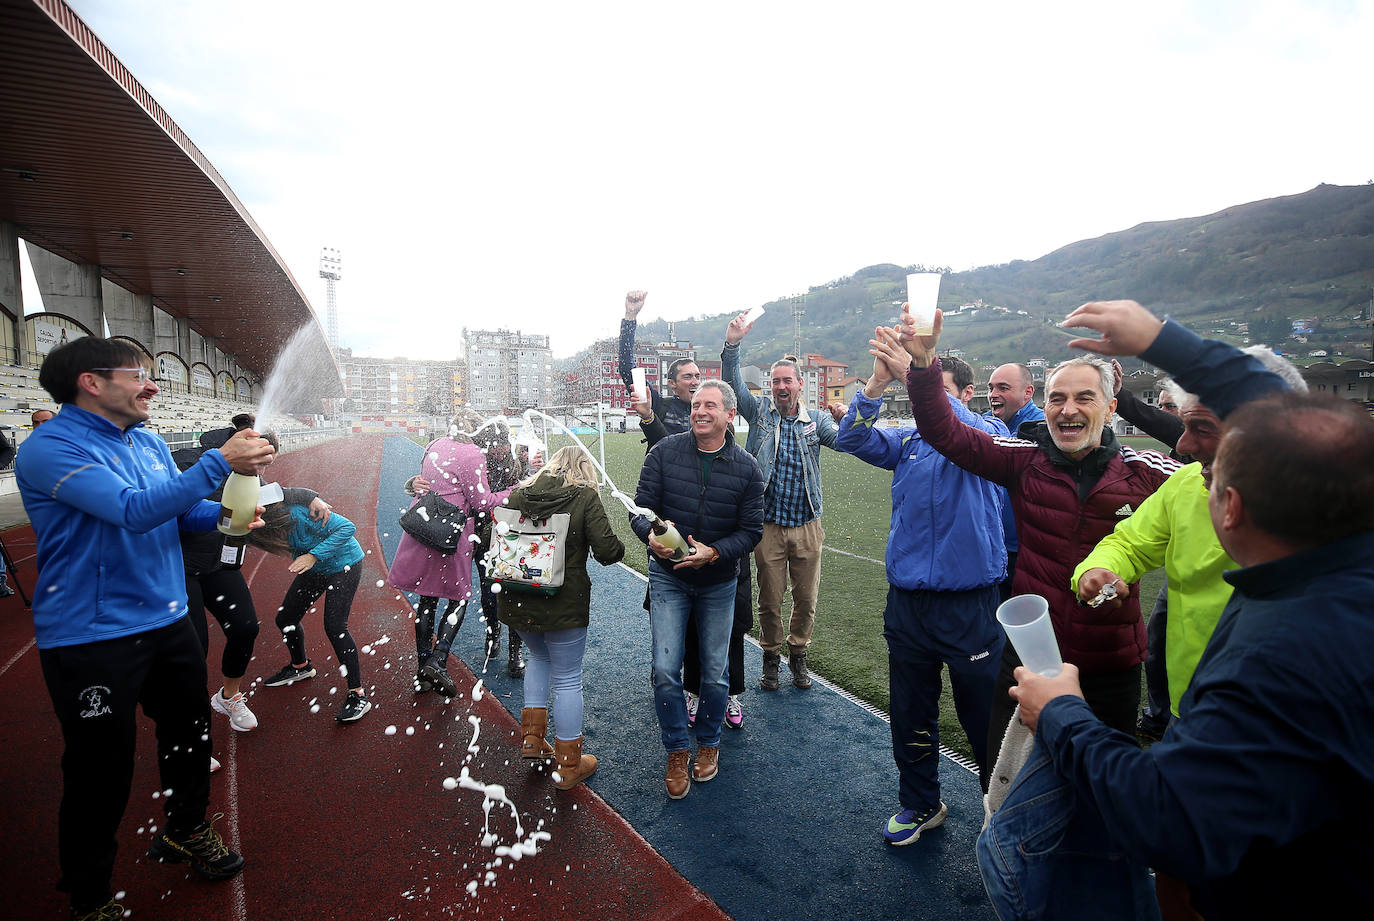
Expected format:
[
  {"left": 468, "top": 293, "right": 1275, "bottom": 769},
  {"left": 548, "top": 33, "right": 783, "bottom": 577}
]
[{"left": 631, "top": 429, "right": 765, "bottom": 586}]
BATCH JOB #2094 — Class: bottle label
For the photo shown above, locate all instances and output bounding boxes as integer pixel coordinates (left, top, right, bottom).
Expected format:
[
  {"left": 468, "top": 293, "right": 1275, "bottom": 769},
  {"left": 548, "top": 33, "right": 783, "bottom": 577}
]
[{"left": 219, "top": 541, "right": 245, "bottom": 568}]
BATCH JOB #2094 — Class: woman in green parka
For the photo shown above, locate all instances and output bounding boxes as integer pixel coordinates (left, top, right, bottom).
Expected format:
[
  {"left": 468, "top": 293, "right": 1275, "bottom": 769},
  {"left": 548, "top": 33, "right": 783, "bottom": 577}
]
[{"left": 495, "top": 446, "right": 624, "bottom": 790}]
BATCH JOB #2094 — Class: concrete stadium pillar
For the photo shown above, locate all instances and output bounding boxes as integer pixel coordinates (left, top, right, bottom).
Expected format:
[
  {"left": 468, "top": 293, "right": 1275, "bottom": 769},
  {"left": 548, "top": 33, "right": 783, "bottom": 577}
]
[
  {"left": 0, "top": 222, "right": 22, "bottom": 363},
  {"left": 102, "top": 279, "right": 155, "bottom": 351},
  {"left": 0, "top": 221, "right": 22, "bottom": 317},
  {"left": 25, "top": 241, "right": 104, "bottom": 333},
  {"left": 153, "top": 305, "right": 180, "bottom": 356},
  {"left": 175, "top": 317, "right": 193, "bottom": 359}
]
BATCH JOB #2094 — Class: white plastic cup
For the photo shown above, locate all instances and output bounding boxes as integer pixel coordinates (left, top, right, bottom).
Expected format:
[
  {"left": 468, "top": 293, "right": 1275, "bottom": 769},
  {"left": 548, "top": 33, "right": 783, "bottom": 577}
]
[
  {"left": 744, "top": 304, "right": 766, "bottom": 325},
  {"left": 906, "top": 272, "right": 942, "bottom": 335},
  {"left": 257, "top": 481, "right": 284, "bottom": 505},
  {"left": 630, "top": 366, "right": 647, "bottom": 402},
  {"left": 996, "top": 594, "right": 1062, "bottom": 677}
]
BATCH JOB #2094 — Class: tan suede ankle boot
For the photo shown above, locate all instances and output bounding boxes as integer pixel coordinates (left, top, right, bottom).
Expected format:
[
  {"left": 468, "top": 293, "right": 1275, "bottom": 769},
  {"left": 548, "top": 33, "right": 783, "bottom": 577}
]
[
  {"left": 520, "top": 708, "right": 555, "bottom": 760},
  {"left": 553, "top": 736, "right": 597, "bottom": 790}
]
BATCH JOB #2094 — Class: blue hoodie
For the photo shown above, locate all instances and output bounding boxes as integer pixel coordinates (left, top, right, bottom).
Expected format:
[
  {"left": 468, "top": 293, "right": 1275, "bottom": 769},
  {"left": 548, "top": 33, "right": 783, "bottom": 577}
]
[
  {"left": 839, "top": 390, "right": 1008, "bottom": 591},
  {"left": 16, "top": 404, "right": 228, "bottom": 649},
  {"left": 279, "top": 504, "right": 364, "bottom": 575}
]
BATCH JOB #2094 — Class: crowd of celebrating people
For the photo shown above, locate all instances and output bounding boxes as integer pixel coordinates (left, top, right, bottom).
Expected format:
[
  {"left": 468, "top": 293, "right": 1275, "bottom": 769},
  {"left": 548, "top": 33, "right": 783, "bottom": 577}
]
[{"left": 13, "top": 292, "right": 1373, "bottom": 921}]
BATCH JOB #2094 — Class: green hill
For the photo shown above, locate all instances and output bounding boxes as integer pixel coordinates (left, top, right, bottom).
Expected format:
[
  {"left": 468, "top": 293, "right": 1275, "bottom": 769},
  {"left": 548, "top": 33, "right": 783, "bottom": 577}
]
[{"left": 584, "top": 182, "right": 1374, "bottom": 375}]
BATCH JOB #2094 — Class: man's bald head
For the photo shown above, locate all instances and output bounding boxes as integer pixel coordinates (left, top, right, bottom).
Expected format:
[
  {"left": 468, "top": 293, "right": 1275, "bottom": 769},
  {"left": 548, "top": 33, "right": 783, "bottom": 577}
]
[
  {"left": 31, "top": 409, "right": 54, "bottom": 427},
  {"left": 987, "top": 363, "right": 1035, "bottom": 423}
]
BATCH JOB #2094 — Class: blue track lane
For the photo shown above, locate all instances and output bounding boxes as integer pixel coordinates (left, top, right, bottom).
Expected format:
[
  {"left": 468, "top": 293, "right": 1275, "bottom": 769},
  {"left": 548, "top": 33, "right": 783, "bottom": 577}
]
[{"left": 378, "top": 435, "right": 996, "bottom": 921}]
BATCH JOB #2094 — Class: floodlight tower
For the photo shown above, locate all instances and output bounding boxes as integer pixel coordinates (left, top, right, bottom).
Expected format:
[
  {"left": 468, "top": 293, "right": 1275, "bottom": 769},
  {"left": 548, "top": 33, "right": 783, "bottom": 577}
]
[
  {"left": 791, "top": 292, "right": 805, "bottom": 359},
  {"left": 319, "top": 247, "right": 342, "bottom": 352}
]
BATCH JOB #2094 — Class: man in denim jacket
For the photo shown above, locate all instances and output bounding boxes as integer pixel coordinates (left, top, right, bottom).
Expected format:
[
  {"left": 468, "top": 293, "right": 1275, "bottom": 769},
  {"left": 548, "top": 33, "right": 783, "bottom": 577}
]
[{"left": 721, "top": 311, "right": 840, "bottom": 691}]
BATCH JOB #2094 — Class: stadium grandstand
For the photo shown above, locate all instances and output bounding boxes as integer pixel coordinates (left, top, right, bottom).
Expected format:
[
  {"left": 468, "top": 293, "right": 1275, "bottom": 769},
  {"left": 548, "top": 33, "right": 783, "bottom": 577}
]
[{"left": 0, "top": 0, "right": 344, "bottom": 479}]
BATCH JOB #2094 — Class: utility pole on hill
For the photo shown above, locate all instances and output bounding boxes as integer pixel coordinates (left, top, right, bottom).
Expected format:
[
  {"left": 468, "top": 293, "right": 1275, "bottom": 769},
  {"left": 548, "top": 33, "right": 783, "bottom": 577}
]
[{"left": 791, "top": 292, "right": 805, "bottom": 359}]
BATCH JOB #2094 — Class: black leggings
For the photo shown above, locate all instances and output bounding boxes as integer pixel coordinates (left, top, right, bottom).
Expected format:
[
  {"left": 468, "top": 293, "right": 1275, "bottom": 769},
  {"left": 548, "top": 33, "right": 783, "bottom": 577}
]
[
  {"left": 414, "top": 595, "right": 467, "bottom": 655},
  {"left": 185, "top": 568, "right": 259, "bottom": 679},
  {"left": 276, "top": 565, "right": 363, "bottom": 688}
]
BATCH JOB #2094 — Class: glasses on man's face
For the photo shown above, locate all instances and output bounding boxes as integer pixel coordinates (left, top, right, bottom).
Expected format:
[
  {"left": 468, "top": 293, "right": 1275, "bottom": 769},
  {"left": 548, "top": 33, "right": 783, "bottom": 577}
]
[{"left": 92, "top": 367, "right": 151, "bottom": 385}]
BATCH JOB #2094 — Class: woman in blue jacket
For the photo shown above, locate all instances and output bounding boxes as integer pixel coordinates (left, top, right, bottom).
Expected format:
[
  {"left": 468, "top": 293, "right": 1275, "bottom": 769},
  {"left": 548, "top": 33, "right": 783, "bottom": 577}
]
[{"left": 251, "top": 502, "right": 371, "bottom": 723}]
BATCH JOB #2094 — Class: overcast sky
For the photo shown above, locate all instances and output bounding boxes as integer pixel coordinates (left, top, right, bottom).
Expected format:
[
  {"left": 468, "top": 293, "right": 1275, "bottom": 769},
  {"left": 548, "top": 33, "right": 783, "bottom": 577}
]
[{"left": 53, "top": 0, "right": 1374, "bottom": 360}]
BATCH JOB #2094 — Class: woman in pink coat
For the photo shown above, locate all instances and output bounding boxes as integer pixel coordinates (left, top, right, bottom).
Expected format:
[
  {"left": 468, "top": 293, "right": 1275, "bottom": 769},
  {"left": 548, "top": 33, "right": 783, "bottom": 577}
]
[{"left": 389, "top": 410, "right": 511, "bottom": 697}]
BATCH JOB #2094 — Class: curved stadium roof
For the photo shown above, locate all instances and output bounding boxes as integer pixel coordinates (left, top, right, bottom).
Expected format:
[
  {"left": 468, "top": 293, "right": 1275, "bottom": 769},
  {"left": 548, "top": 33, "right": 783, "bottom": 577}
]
[{"left": 0, "top": 0, "right": 339, "bottom": 393}]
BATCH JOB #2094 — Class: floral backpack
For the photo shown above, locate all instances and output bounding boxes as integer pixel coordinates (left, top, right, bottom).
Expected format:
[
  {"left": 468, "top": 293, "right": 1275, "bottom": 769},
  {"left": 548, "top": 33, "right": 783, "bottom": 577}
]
[{"left": 481, "top": 506, "right": 570, "bottom": 596}]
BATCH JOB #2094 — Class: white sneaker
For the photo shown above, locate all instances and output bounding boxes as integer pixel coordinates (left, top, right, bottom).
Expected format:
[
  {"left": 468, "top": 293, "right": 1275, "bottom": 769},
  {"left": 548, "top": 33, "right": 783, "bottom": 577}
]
[
  {"left": 211, "top": 688, "right": 259, "bottom": 732},
  {"left": 210, "top": 756, "right": 222, "bottom": 774},
  {"left": 685, "top": 691, "right": 699, "bottom": 727}
]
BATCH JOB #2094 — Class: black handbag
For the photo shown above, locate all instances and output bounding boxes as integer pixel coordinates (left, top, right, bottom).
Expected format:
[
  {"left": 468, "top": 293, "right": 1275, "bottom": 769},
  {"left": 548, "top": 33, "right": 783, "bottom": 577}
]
[{"left": 398, "top": 491, "right": 468, "bottom": 553}]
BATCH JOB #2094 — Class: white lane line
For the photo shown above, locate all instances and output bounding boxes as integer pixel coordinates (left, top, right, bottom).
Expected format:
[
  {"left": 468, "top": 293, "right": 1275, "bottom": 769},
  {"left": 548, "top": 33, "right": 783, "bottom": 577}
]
[{"left": 0, "top": 636, "right": 35, "bottom": 679}]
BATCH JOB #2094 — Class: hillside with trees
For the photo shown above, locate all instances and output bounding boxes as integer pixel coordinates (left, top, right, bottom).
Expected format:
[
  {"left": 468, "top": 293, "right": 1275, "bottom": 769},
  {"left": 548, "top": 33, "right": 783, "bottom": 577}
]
[{"left": 571, "top": 182, "right": 1374, "bottom": 375}]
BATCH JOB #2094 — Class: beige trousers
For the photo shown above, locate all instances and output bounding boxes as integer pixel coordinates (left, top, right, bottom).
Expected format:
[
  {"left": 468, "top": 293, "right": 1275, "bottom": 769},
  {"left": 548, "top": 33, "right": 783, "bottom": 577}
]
[{"left": 754, "top": 518, "right": 825, "bottom": 655}]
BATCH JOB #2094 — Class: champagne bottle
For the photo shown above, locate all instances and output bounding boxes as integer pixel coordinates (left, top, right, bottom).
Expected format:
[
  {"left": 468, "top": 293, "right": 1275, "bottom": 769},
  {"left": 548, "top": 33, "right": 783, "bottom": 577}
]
[
  {"left": 650, "top": 516, "right": 694, "bottom": 562},
  {"left": 219, "top": 534, "right": 247, "bottom": 570},
  {"left": 217, "top": 472, "right": 259, "bottom": 537}
]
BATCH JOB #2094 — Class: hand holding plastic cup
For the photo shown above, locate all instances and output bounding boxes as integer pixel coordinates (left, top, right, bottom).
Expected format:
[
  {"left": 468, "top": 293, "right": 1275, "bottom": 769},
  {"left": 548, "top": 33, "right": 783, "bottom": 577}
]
[
  {"left": 743, "top": 304, "right": 766, "bottom": 325},
  {"left": 996, "top": 594, "right": 1062, "bottom": 677},
  {"left": 630, "top": 366, "right": 647, "bottom": 402},
  {"left": 906, "top": 272, "right": 942, "bottom": 336}
]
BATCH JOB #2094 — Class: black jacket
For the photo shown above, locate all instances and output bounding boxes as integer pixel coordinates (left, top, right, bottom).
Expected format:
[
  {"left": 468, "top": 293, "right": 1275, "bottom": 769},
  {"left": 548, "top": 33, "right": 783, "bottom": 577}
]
[{"left": 631, "top": 429, "right": 764, "bottom": 586}]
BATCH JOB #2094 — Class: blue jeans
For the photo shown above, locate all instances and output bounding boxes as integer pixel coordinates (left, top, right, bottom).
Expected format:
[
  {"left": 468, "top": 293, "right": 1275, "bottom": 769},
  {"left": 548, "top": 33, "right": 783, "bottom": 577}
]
[
  {"left": 977, "top": 739, "right": 1160, "bottom": 921},
  {"left": 648, "top": 564, "right": 735, "bottom": 751},
  {"left": 516, "top": 627, "right": 588, "bottom": 741}
]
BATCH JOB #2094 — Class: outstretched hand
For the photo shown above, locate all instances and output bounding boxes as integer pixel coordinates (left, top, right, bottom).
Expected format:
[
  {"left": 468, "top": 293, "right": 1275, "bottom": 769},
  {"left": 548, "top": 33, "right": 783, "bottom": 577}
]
[
  {"left": 1062, "top": 300, "right": 1164, "bottom": 357},
  {"left": 726, "top": 311, "right": 755, "bottom": 345},
  {"left": 625, "top": 290, "right": 648, "bottom": 319}
]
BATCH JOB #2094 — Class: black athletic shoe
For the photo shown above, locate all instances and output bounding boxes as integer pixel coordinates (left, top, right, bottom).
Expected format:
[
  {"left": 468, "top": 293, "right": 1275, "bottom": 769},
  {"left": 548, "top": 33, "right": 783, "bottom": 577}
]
[
  {"left": 263, "top": 662, "right": 316, "bottom": 687},
  {"left": 147, "top": 813, "right": 245, "bottom": 880},
  {"left": 336, "top": 690, "right": 372, "bottom": 723},
  {"left": 418, "top": 662, "right": 458, "bottom": 698}
]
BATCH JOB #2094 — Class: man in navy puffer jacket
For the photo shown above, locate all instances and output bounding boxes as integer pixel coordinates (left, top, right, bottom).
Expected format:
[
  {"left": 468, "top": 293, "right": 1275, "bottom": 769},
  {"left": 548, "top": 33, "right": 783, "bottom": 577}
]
[{"left": 632, "top": 380, "right": 764, "bottom": 799}]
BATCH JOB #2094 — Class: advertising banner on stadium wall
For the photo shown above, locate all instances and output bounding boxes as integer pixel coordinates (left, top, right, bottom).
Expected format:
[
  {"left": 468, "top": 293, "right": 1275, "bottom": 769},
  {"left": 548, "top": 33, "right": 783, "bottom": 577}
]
[
  {"left": 237, "top": 378, "right": 249, "bottom": 399},
  {"left": 192, "top": 366, "right": 213, "bottom": 391},
  {"left": 220, "top": 373, "right": 235, "bottom": 398},
  {"left": 156, "top": 354, "right": 186, "bottom": 384},
  {"left": 33, "top": 318, "right": 76, "bottom": 356}
]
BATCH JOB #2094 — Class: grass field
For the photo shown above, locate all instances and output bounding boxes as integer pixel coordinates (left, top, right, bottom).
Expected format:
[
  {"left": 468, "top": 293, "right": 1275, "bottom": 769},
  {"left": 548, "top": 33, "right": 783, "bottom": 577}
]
[{"left": 536, "top": 427, "right": 1167, "bottom": 764}]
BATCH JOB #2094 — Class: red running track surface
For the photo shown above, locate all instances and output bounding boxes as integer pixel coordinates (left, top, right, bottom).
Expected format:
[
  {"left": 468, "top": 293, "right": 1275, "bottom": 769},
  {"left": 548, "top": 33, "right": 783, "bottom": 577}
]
[{"left": 0, "top": 435, "right": 728, "bottom": 921}]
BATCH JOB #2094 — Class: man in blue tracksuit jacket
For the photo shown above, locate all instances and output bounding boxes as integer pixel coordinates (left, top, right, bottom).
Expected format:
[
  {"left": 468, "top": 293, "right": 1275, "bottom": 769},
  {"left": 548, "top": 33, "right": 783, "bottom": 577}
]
[
  {"left": 837, "top": 340, "right": 1007, "bottom": 846},
  {"left": 16, "top": 337, "right": 273, "bottom": 920},
  {"left": 982, "top": 363, "right": 1044, "bottom": 600},
  {"left": 997, "top": 302, "right": 1372, "bottom": 920}
]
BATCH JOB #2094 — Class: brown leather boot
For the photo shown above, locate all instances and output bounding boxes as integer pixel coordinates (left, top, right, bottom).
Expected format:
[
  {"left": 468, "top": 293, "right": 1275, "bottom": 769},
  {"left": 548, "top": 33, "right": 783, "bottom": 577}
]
[
  {"left": 553, "top": 736, "right": 597, "bottom": 790},
  {"left": 665, "top": 750, "right": 691, "bottom": 799},
  {"left": 520, "top": 708, "right": 555, "bottom": 760},
  {"left": 692, "top": 745, "right": 719, "bottom": 782}
]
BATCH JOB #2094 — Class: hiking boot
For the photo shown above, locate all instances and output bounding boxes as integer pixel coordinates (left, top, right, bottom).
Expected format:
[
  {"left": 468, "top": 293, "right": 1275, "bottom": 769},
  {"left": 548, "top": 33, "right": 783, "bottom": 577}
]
[
  {"left": 484, "top": 622, "right": 501, "bottom": 660},
  {"left": 760, "top": 652, "right": 781, "bottom": 691},
  {"left": 71, "top": 898, "right": 124, "bottom": 921},
  {"left": 418, "top": 661, "right": 458, "bottom": 698},
  {"left": 685, "top": 691, "right": 699, "bottom": 727},
  {"left": 263, "top": 662, "right": 316, "bottom": 687},
  {"left": 210, "top": 688, "right": 258, "bottom": 732},
  {"left": 336, "top": 690, "right": 372, "bottom": 723},
  {"left": 147, "top": 813, "right": 245, "bottom": 879},
  {"left": 883, "top": 802, "right": 948, "bottom": 846},
  {"left": 692, "top": 745, "right": 719, "bottom": 782},
  {"left": 725, "top": 694, "right": 744, "bottom": 730},
  {"left": 788, "top": 650, "right": 812, "bottom": 689},
  {"left": 507, "top": 636, "right": 526, "bottom": 678},
  {"left": 665, "top": 750, "right": 691, "bottom": 800}
]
